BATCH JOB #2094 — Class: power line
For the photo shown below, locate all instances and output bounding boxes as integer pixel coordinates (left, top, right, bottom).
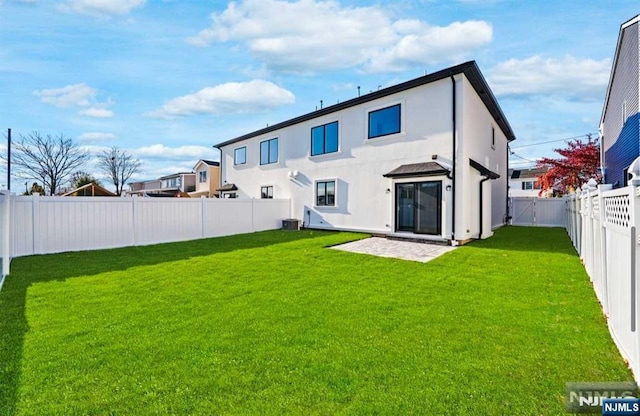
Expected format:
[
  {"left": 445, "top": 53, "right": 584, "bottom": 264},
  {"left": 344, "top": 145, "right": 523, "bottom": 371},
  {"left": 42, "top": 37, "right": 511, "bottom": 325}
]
[{"left": 510, "top": 132, "right": 598, "bottom": 150}]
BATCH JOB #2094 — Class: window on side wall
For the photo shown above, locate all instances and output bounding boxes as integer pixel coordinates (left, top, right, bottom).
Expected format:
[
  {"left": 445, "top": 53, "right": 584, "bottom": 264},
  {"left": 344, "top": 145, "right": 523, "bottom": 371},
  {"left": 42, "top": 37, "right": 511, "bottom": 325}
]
[
  {"left": 199, "top": 171, "right": 207, "bottom": 183},
  {"left": 368, "top": 104, "right": 401, "bottom": 139},
  {"left": 234, "top": 147, "right": 246, "bottom": 165},
  {"left": 311, "top": 121, "right": 339, "bottom": 156},
  {"left": 261, "top": 186, "right": 273, "bottom": 199},
  {"left": 316, "top": 180, "right": 336, "bottom": 206},
  {"left": 491, "top": 126, "right": 496, "bottom": 150},
  {"left": 260, "top": 138, "right": 278, "bottom": 165}
]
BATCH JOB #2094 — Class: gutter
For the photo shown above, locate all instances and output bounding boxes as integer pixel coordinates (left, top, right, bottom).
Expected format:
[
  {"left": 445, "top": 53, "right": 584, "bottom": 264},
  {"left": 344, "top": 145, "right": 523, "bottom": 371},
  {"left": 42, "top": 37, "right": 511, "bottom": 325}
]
[
  {"left": 469, "top": 159, "right": 500, "bottom": 239},
  {"left": 450, "top": 75, "right": 456, "bottom": 242}
]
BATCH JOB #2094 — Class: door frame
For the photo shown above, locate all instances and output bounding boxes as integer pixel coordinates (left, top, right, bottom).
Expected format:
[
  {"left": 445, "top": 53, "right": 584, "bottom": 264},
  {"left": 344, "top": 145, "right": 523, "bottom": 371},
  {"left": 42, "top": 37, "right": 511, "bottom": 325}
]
[{"left": 394, "top": 180, "right": 442, "bottom": 235}]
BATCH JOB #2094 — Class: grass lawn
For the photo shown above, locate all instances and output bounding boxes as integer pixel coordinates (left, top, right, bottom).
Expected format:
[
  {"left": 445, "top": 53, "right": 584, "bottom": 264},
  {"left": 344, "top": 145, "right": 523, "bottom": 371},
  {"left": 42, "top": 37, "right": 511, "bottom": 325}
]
[{"left": 0, "top": 227, "right": 633, "bottom": 415}]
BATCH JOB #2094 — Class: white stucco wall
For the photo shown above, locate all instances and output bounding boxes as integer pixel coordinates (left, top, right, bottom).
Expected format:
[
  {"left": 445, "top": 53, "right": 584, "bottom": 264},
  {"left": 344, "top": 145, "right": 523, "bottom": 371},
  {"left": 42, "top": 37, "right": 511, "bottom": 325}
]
[
  {"left": 459, "top": 76, "right": 509, "bottom": 238},
  {"left": 219, "top": 72, "right": 510, "bottom": 242}
]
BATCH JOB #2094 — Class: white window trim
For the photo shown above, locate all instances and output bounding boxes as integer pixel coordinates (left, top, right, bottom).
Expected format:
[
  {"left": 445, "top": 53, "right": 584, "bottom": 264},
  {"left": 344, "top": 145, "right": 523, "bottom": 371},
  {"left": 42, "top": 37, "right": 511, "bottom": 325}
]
[
  {"left": 364, "top": 99, "right": 406, "bottom": 143},
  {"left": 314, "top": 178, "right": 339, "bottom": 209}
]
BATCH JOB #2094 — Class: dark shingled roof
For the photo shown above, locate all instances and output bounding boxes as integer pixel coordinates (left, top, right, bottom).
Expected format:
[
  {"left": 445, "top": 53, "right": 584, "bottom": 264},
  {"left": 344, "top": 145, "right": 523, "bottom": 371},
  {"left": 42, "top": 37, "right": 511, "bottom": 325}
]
[
  {"left": 201, "top": 160, "right": 220, "bottom": 166},
  {"left": 215, "top": 61, "right": 515, "bottom": 149},
  {"left": 383, "top": 162, "right": 449, "bottom": 178}
]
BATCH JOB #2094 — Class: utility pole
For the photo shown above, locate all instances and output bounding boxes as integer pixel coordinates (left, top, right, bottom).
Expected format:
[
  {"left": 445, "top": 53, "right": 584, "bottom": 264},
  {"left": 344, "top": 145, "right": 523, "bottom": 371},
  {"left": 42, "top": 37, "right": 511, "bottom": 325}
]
[{"left": 6, "top": 128, "right": 10, "bottom": 191}]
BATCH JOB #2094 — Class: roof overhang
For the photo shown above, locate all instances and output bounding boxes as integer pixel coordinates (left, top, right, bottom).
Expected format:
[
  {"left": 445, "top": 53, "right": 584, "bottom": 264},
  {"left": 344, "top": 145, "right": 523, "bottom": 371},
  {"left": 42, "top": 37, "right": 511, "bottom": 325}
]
[
  {"left": 470, "top": 159, "right": 500, "bottom": 179},
  {"left": 217, "top": 183, "right": 238, "bottom": 192},
  {"left": 383, "top": 161, "right": 450, "bottom": 178},
  {"left": 214, "top": 61, "right": 516, "bottom": 149}
]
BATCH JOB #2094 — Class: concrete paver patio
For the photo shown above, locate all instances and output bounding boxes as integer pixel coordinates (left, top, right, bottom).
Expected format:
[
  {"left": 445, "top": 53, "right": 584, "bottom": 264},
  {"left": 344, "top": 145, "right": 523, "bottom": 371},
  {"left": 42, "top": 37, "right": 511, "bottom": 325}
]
[{"left": 331, "top": 237, "right": 456, "bottom": 263}]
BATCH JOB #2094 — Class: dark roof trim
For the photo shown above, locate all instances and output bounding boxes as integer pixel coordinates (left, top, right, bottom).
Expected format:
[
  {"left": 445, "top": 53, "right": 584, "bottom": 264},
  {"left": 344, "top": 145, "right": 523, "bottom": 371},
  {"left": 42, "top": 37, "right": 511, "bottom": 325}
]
[
  {"left": 215, "top": 61, "right": 515, "bottom": 149},
  {"left": 201, "top": 160, "right": 220, "bottom": 166},
  {"left": 383, "top": 161, "right": 449, "bottom": 178},
  {"left": 217, "top": 183, "right": 238, "bottom": 192},
  {"left": 469, "top": 159, "right": 500, "bottom": 179},
  {"left": 159, "top": 172, "right": 194, "bottom": 180}
]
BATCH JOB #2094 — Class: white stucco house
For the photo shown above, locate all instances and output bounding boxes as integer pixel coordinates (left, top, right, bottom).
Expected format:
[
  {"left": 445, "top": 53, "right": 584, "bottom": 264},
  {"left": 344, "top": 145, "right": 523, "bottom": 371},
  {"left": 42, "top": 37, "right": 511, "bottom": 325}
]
[{"left": 215, "top": 61, "right": 516, "bottom": 244}]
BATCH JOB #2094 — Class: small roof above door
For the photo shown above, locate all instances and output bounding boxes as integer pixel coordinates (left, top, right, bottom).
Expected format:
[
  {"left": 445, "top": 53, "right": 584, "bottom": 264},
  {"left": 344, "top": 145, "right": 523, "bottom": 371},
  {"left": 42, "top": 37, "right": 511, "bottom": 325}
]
[{"left": 383, "top": 162, "right": 449, "bottom": 178}]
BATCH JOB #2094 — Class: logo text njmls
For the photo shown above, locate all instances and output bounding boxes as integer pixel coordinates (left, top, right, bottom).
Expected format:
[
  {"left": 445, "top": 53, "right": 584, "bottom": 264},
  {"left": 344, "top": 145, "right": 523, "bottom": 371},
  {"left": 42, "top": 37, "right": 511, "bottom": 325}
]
[{"left": 566, "top": 382, "right": 638, "bottom": 413}]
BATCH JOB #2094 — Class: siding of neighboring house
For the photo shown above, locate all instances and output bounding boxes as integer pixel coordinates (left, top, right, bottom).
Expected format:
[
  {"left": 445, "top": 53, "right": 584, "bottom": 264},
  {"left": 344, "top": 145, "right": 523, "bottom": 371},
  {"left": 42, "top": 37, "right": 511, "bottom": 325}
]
[
  {"left": 193, "top": 161, "right": 220, "bottom": 197},
  {"left": 602, "top": 17, "right": 640, "bottom": 187},
  {"left": 216, "top": 62, "right": 514, "bottom": 244}
]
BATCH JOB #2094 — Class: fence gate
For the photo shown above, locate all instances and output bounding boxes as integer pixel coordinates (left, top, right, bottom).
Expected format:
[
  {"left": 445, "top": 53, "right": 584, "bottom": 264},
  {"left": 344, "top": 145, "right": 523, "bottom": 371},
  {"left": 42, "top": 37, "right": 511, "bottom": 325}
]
[{"left": 510, "top": 197, "right": 566, "bottom": 227}]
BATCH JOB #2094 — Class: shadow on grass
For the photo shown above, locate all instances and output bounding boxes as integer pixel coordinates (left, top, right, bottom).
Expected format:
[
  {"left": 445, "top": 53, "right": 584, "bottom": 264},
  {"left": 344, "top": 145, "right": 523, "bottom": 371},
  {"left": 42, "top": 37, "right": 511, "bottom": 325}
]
[{"left": 0, "top": 229, "right": 333, "bottom": 416}]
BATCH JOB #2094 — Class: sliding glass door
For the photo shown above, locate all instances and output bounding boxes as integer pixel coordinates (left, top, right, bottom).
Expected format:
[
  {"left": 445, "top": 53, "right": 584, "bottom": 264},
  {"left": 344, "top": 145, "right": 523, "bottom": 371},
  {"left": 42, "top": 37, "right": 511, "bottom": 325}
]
[{"left": 395, "top": 181, "right": 442, "bottom": 235}]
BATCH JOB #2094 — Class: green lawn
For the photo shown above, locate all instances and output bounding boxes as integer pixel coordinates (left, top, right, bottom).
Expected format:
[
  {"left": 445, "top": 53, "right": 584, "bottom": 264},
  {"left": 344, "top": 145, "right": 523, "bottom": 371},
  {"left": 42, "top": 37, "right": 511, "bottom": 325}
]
[{"left": 0, "top": 227, "right": 633, "bottom": 415}]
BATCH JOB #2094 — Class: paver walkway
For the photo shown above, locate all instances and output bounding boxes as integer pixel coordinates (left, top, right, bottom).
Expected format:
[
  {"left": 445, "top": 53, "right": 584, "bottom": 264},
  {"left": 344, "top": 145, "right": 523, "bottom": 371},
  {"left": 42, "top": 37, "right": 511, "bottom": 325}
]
[{"left": 331, "top": 237, "right": 456, "bottom": 263}]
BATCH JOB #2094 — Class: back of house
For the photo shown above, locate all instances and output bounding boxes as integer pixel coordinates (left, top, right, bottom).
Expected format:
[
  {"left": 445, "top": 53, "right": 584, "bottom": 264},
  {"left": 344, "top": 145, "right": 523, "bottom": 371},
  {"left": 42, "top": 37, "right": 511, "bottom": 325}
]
[{"left": 215, "top": 61, "right": 516, "bottom": 245}]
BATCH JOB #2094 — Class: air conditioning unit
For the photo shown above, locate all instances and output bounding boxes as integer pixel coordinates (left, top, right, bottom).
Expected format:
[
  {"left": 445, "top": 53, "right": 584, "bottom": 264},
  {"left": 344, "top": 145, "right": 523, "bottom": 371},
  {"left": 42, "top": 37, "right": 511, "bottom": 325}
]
[{"left": 282, "top": 219, "right": 300, "bottom": 231}]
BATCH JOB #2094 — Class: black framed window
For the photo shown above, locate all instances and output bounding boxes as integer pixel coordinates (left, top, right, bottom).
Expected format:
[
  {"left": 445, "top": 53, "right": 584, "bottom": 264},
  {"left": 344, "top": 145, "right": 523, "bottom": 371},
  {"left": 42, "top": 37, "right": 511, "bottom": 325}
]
[
  {"left": 261, "top": 186, "right": 273, "bottom": 199},
  {"left": 368, "top": 104, "right": 401, "bottom": 139},
  {"left": 311, "top": 121, "right": 339, "bottom": 156},
  {"left": 199, "top": 171, "right": 207, "bottom": 183},
  {"left": 260, "top": 138, "right": 278, "bottom": 165},
  {"left": 316, "top": 180, "right": 335, "bottom": 206},
  {"left": 234, "top": 147, "right": 246, "bottom": 165}
]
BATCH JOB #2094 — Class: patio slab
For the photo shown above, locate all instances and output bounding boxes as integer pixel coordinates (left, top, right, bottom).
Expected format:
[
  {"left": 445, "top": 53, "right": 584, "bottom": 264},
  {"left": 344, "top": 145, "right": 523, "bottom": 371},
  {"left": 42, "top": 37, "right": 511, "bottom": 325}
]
[{"left": 331, "top": 237, "right": 456, "bottom": 263}]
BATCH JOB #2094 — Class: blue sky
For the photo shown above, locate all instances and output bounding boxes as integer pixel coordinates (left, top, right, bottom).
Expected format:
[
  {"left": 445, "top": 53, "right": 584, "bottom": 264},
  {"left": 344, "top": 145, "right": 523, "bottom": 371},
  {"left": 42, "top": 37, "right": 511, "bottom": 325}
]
[{"left": 1, "top": 0, "right": 638, "bottom": 191}]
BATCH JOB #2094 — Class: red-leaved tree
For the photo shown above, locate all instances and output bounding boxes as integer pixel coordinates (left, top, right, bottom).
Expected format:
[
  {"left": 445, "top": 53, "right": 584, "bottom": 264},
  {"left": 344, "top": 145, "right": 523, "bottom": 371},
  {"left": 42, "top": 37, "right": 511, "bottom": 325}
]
[{"left": 536, "top": 134, "right": 601, "bottom": 195}]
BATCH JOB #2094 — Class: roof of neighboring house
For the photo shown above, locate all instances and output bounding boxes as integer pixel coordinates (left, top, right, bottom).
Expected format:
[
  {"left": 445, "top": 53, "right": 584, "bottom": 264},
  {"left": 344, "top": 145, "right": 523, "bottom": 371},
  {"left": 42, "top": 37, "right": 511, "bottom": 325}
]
[
  {"left": 510, "top": 167, "right": 547, "bottom": 179},
  {"left": 159, "top": 172, "right": 195, "bottom": 180},
  {"left": 383, "top": 162, "right": 449, "bottom": 178},
  {"left": 215, "top": 61, "right": 516, "bottom": 149},
  {"left": 62, "top": 183, "right": 116, "bottom": 197},
  {"left": 194, "top": 159, "right": 220, "bottom": 169},
  {"left": 217, "top": 183, "right": 238, "bottom": 192},
  {"left": 600, "top": 14, "right": 640, "bottom": 127}
]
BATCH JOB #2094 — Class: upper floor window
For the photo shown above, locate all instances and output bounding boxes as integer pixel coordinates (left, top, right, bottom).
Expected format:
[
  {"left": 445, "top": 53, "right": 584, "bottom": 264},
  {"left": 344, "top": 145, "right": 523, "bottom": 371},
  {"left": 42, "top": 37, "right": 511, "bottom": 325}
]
[
  {"left": 260, "top": 138, "right": 278, "bottom": 165},
  {"left": 234, "top": 147, "right": 246, "bottom": 165},
  {"left": 316, "top": 180, "right": 336, "bottom": 206},
  {"left": 368, "top": 104, "right": 401, "bottom": 139},
  {"left": 261, "top": 186, "right": 273, "bottom": 199},
  {"left": 163, "top": 177, "right": 181, "bottom": 188},
  {"left": 199, "top": 171, "right": 207, "bottom": 183},
  {"left": 311, "top": 121, "right": 339, "bottom": 156},
  {"left": 522, "top": 181, "right": 541, "bottom": 190}
]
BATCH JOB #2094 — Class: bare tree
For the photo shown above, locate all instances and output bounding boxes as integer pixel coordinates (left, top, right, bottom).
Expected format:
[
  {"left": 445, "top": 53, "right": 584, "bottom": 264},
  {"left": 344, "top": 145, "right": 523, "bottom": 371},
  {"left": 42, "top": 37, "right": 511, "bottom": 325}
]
[
  {"left": 9, "top": 131, "right": 89, "bottom": 195},
  {"left": 97, "top": 147, "right": 141, "bottom": 196}
]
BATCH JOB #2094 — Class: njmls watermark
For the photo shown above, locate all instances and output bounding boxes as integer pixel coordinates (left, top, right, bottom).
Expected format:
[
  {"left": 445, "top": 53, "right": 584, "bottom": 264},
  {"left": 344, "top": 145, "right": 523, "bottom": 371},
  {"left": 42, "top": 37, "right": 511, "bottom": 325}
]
[{"left": 566, "top": 382, "right": 638, "bottom": 413}]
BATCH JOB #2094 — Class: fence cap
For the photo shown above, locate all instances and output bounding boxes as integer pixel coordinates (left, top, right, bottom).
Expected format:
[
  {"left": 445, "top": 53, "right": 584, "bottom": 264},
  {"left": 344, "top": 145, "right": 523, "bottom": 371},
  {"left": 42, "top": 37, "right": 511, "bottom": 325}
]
[{"left": 629, "top": 156, "right": 640, "bottom": 186}]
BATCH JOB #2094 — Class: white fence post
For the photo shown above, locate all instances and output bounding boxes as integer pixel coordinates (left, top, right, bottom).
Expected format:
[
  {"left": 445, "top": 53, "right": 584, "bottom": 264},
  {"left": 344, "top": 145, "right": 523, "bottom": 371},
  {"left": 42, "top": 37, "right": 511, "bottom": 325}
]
[{"left": 1, "top": 192, "right": 11, "bottom": 285}]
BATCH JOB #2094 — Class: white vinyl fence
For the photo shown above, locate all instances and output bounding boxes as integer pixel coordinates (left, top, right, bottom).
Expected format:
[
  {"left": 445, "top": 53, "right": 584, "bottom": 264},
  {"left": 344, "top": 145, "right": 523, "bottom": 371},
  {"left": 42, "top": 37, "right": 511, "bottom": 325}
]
[
  {"left": 0, "top": 191, "right": 9, "bottom": 289},
  {"left": 566, "top": 181, "right": 640, "bottom": 379},
  {"left": 510, "top": 197, "right": 565, "bottom": 227},
  {"left": 0, "top": 194, "right": 292, "bottom": 278}
]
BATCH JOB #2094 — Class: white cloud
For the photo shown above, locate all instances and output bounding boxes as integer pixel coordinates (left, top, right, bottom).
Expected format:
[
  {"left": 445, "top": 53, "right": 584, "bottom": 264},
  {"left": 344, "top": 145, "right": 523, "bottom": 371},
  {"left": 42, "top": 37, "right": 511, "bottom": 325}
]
[
  {"left": 488, "top": 56, "right": 611, "bottom": 100},
  {"left": 147, "top": 79, "right": 295, "bottom": 119},
  {"left": 132, "top": 144, "right": 217, "bottom": 160},
  {"left": 79, "top": 107, "right": 114, "bottom": 118},
  {"left": 34, "top": 83, "right": 96, "bottom": 108},
  {"left": 188, "top": 0, "right": 492, "bottom": 74},
  {"left": 60, "top": 0, "right": 145, "bottom": 17},
  {"left": 367, "top": 20, "right": 492, "bottom": 72},
  {"left": 78, "top": 132, "right": 117, "bottom": 142},
  {"left": 34, "top": 83, "right": 114, "bottom": 117}
]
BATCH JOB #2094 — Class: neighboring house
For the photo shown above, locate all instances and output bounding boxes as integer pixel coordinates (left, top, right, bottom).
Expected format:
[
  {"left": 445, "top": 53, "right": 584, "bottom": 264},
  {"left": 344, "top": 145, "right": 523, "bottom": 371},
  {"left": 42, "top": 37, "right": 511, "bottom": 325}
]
[
  {"left": 189, "top": 160, "right": 221, "bottom": 198},
  {"left": 215, "top": 61, "right": 516, "bottom": 244},
  {"left": 128, "top": 173, "right": 196, "bottom": 197},
  {"left": 600, "top": 14, "right": 640, "bottom": 187},
  {"left": 509, "top": 167, "right": 547, "bottom": 197},
  {"left": 62, "top": 183, "right": 116, "bottom": 197}
]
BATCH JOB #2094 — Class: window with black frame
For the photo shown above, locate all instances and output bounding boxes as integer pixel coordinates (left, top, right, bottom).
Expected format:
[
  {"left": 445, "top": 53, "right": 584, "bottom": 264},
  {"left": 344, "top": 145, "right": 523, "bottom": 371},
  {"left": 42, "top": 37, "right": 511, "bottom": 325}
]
[
  {"left": 311, "top": 121, "right": 339, "bottom": 156},
  {"left": 316, "top": 180, "right": 335, "bottom": 206},
  {"left": 368, "top": 104, "right": 401, "bottom": 139}
]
